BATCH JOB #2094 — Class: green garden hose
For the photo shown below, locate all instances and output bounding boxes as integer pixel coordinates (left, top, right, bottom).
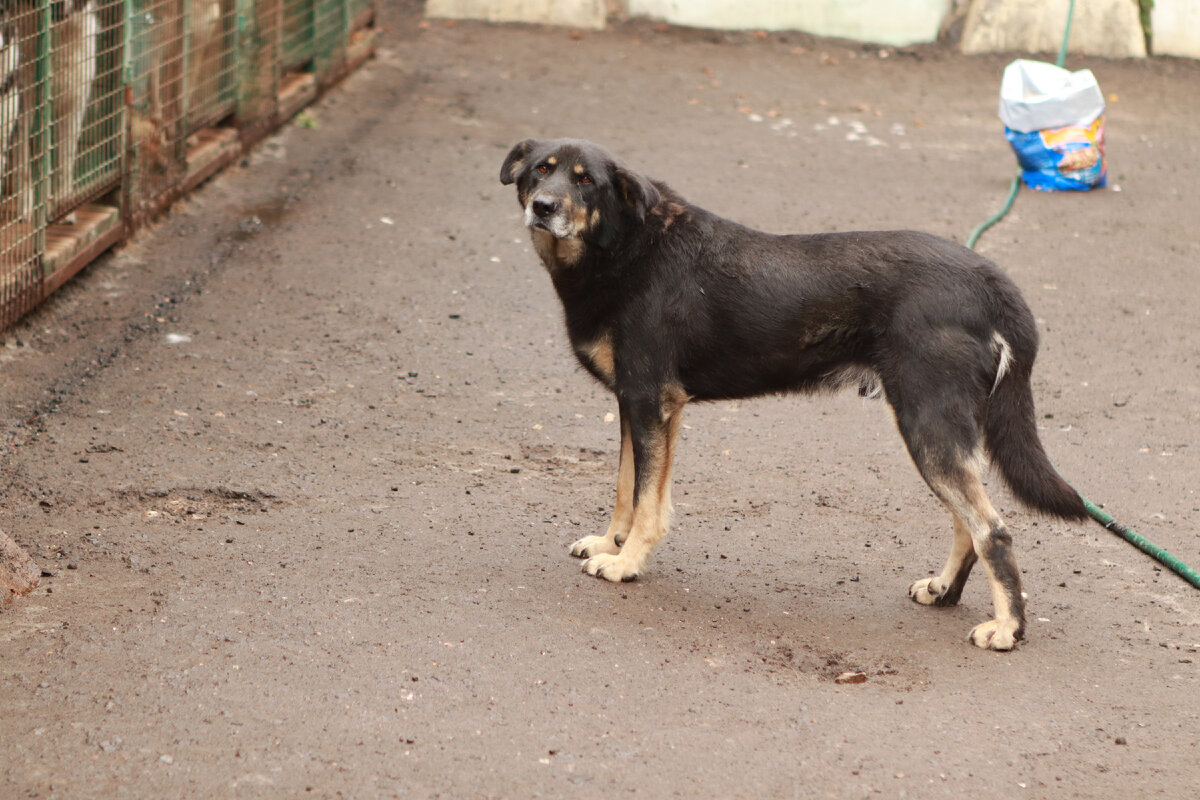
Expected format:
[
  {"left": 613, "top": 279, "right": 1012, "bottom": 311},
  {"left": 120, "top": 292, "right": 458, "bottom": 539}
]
[
  {"left": 966, "top": 0, "right": 1200, "bottom": 590},
  {"left": 1082, "top": 497, "right": 1200, "bottom": 590},
  {"left": 964, "top": 172, "right": 1020, "bottom": 249}
]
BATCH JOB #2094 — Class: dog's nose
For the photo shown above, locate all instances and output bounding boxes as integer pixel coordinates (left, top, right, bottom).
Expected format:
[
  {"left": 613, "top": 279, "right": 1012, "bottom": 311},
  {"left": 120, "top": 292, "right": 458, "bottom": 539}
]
[{"left": 532, "top": 197, "right": 559, "bottom": 218}]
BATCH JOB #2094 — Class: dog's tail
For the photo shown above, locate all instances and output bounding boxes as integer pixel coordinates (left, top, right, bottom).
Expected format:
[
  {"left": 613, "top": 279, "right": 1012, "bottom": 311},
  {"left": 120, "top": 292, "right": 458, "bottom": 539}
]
[{"left": 985, "top": 333, "right": 1088, "bottom": 521}]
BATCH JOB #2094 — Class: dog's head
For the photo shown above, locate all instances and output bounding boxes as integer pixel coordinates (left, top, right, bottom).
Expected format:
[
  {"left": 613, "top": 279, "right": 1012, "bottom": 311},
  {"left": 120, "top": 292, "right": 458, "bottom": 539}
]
[{"left": 500, "top": 138, "right": 661, "bottom": 266}]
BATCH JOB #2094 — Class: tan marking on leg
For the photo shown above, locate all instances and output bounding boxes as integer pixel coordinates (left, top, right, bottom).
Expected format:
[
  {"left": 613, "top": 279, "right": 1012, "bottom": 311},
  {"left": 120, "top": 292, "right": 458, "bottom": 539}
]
[
  {"left": 570, "top": 413, "right": 632, "bottom": 558},
  {"left": 654, "top": 403, "right": 685, "bottom": 533},
  {"left": 926, "top": 453, "right": 1024, "bottom": 651},
  {"left": 613, "top": 416, "right": 637, "bottom": 542},
  {"left": 968, "top": 550, "right": 1023, "bottom": 650},
  {"left": 648, "top": 384, "right": 689, "bottom": 544},
  {"left": 584, "top": 401, "right": 686, "bottom": 582},
  {"left": 909, "top": 515, "right": 976, "bottom": 605}
]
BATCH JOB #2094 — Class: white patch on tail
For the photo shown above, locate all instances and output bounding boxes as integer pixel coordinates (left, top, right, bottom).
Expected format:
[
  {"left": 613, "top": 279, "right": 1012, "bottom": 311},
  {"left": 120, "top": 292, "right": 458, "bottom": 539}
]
[{"left": 989, "top": 332, "right": 1013, "bottom": 397}]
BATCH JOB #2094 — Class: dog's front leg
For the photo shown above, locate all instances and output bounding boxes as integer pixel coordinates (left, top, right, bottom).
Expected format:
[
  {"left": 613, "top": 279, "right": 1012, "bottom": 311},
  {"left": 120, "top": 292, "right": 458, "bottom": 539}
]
[
  {"left": 569, "top": 408, "right": 634, "bottom": 559},
  {"left": 582, "top": 390, "right": 686, "bottom": 582}
]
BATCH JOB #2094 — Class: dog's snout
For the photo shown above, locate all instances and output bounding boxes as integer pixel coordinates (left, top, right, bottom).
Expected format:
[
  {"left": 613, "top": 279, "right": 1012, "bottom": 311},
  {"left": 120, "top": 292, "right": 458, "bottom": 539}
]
[{"left": 532, "top": 197, "right": 560, "bottom": 218}]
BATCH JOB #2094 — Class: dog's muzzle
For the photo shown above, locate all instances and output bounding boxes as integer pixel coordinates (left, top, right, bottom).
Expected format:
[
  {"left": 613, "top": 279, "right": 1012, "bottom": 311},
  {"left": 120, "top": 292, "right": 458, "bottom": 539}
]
[
  {"left": 531, "top": 196, "right": 558, "bottom": 218},
  {"left": 525, "top": 194, "right": 575, "bottom": 239}
]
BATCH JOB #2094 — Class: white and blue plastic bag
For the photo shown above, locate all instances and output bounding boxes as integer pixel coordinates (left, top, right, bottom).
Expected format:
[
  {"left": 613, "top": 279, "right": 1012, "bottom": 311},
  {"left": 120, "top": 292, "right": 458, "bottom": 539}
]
[{"left": 999, "top": 59, "right": 1106, "bottom": 191}]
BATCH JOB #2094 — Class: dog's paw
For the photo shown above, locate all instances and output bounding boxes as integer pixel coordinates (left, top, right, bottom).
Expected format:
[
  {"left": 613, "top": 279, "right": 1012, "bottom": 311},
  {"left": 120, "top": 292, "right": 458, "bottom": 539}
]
[
  {"left": 908, "top": 577, "right": 950, "bottom": 606},
  {"left": 569, "top": 535, "right": 620, "bottom": 559},
  {"left": 968, "top": 619, "right": 1022, "bottom": 651},
  {"left": 582, "top": 552, "right": 640, "bottom": 583}
]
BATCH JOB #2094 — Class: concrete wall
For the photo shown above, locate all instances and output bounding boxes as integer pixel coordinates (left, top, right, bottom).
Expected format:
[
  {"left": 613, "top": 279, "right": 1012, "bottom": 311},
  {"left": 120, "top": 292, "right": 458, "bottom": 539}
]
[
  {"left": 960, "top": 0, "right": 1145, "bottom": 58},
  {"left": 625, "top": 0, "right": 952, "bottom": 47},
  {"left": 425, "top": 0, "right": 608, "bottom": 29},
  {"left": 1153, "top": 0, "right": 1200, "bottom": 58},
  {"left": 425, "top": 0, "right": 953, "bottom": 44},
  {"left": 424, "top": 1, "right": 1200, "bottom": 59}
]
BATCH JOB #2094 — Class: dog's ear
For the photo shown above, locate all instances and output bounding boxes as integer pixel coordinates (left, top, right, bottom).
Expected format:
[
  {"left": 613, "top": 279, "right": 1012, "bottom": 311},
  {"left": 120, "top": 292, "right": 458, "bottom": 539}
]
[
  {"left": 500, "top": 139, "right": 538, "bottom": 185},
  {"left": 613, "top": 166, "right": 661, "bottom": 221},
  {"left": 591, "top": 166, "right": 659, "bottom": 251}
]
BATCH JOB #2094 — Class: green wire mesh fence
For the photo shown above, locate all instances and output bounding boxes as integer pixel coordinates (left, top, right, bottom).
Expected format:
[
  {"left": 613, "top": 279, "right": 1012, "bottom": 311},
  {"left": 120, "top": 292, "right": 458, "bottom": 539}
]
[{"left": 0, "top": 0, "right": 375, "bottom": 330}]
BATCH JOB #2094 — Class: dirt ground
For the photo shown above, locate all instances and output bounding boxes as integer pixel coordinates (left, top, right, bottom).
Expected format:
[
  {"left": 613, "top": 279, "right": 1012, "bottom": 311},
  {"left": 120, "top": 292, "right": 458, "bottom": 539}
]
[{"left": 2, "top": 1, "right": 1199, "bottom": 797}]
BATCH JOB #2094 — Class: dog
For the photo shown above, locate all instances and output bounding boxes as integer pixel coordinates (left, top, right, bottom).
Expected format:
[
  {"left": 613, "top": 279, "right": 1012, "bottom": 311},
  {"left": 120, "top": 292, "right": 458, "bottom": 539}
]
[{"left": 500, "top": 138, "right": 1089, "bottom": 651}]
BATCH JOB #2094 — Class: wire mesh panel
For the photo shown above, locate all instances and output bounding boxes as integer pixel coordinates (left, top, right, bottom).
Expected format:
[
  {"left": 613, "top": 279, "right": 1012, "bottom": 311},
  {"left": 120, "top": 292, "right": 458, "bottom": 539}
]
[
  {"left": 51, "top": 0, "right": 124, "bottom": 219},
  {"left": 345, "top": 0, "right": 369, "bottom": 25},
  {"left": 311, "top": 0, "right": 344, "bottom": 80},
  {"left": 0, "top": 3, "right": 43, "bottom": 328},
  {"left": 280, "top": 0, "right": 312, "bottom": 72},
  {"left": 342, "top": 0, "right": 374, "bottom": 87},
  {"left": 280, "top": 0, "right": 346, "bottom": 75},
  {"left": 124, "top": 0, "right": 187, "bottom": 218},
  {"left": 1, "top": 0, "right": 373, "bottom": 329},
  {"left": 184, "top": 0, "right": 235, "bottom": 131}
]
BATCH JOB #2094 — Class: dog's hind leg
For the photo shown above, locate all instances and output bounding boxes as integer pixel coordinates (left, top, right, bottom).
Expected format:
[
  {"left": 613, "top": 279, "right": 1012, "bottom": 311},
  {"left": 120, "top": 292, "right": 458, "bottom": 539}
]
[
  {"left": 914, "top": 449, "right": 1026, "bottom": 651},
  {"left": 569, "top": 410, "right": 633, "bottom": 559},
  {"left": 582, "top": 387, "right": 687, "bottom": 582},
  {"left": 888, "top": 328, "right": 1027, "bottom": 648},
  {"left": 909, "top": 514, "right": 978, "bottom": 606}
]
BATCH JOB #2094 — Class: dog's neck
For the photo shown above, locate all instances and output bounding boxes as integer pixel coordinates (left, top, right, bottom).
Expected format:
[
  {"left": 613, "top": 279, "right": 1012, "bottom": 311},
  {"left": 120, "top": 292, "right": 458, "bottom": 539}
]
[{"left": 530, "top": 228, "right": 585, "bottom": 273}]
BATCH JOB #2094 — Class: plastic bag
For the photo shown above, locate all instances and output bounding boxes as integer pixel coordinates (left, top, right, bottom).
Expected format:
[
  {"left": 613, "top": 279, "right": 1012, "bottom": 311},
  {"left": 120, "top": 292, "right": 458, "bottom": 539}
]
[{"left": 999, "top": 59, "right": 1106, "bottom": 192}]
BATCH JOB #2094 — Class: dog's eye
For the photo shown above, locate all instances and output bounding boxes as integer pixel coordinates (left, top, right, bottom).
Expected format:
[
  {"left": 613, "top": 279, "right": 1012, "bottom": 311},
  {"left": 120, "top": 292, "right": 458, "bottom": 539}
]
[
  {"left": 536, "top": 164, "right": 550, "bottom": 174},
  {"left": 579, "top": 174, "right": 592, "bottom": 185}
]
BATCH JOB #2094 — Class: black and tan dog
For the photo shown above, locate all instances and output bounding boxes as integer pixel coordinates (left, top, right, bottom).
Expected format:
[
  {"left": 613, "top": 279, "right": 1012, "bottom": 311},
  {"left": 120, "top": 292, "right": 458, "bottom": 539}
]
[{"left": 500, "top": 137, "right": 1087, "bottom": 651}]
